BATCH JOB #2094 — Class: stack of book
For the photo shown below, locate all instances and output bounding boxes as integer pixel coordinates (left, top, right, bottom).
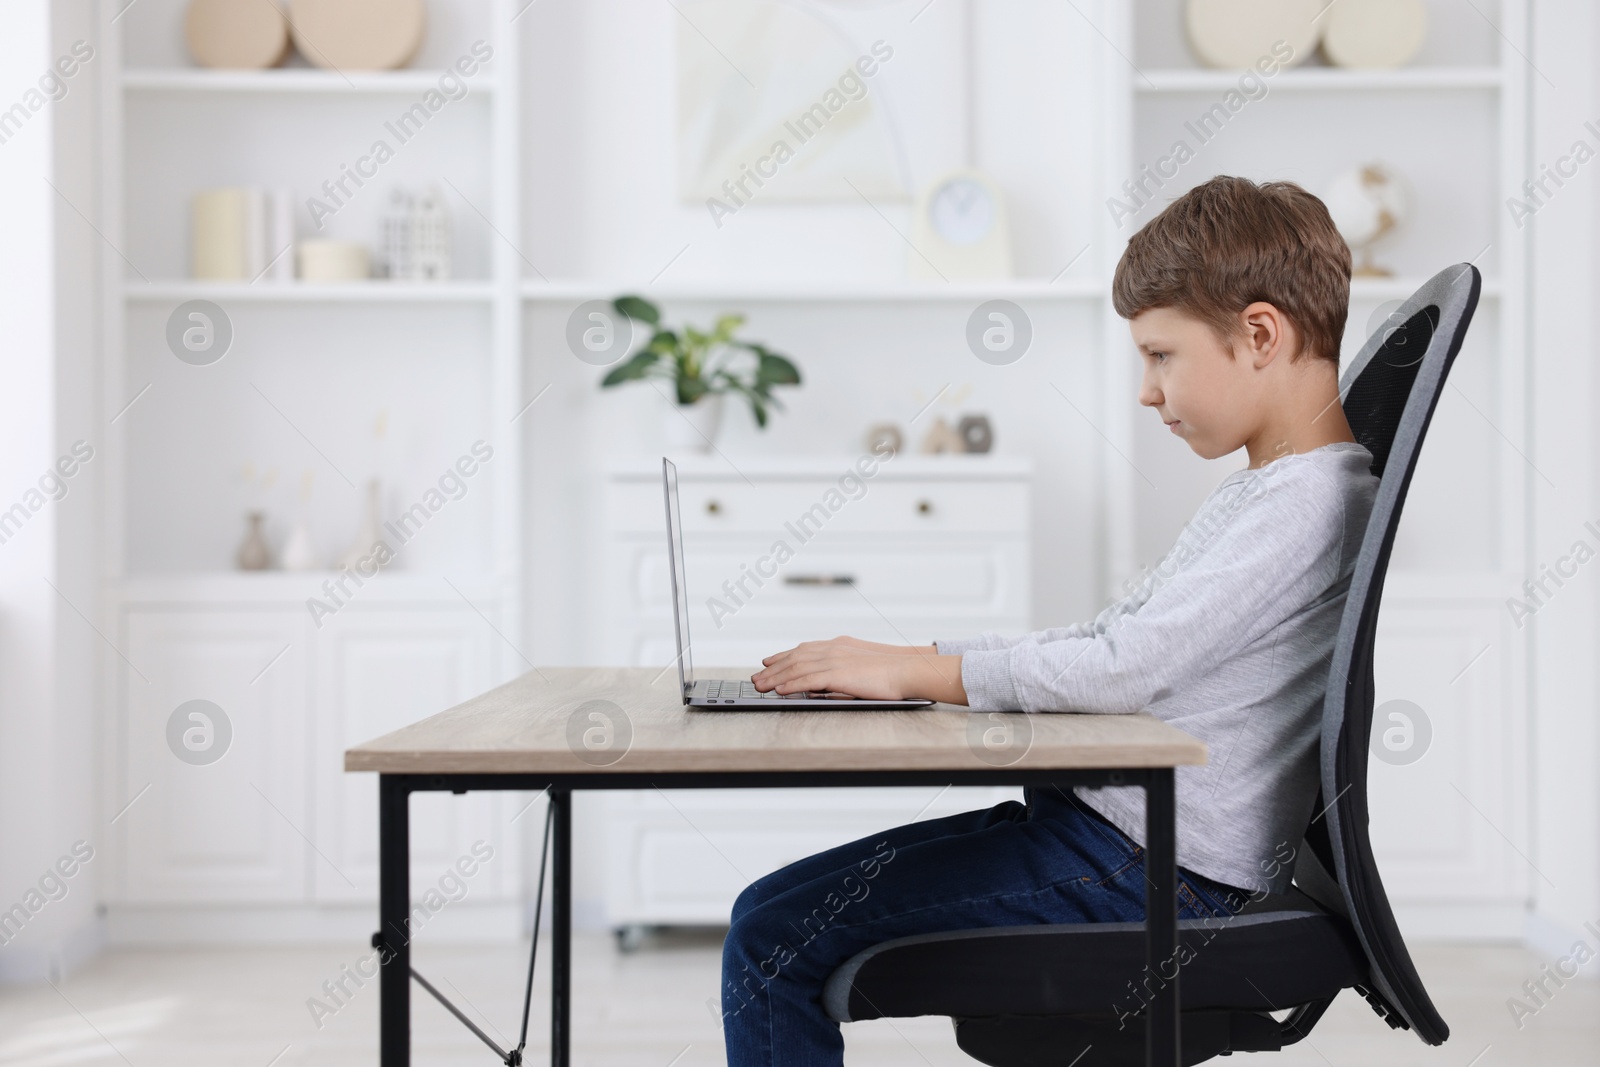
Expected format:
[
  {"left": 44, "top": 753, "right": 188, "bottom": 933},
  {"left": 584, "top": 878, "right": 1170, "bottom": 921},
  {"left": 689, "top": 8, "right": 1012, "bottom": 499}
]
[{"left": 191, "top": 187, "right": 295, "bottom": 282}]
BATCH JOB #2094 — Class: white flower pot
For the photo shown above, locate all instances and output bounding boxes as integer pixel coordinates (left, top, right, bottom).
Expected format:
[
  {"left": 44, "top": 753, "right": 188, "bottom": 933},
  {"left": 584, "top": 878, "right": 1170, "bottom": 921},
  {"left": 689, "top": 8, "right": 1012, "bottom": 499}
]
[{"left": 663, "top": 393, "right": 725, "bottom": 453}]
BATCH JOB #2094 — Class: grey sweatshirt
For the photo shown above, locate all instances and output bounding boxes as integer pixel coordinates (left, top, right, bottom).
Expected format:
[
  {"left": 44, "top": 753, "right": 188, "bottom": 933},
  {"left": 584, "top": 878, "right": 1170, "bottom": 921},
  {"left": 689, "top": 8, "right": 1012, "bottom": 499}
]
[{"left": 935, "top": 441, "right": 1379, "bottom": 894}]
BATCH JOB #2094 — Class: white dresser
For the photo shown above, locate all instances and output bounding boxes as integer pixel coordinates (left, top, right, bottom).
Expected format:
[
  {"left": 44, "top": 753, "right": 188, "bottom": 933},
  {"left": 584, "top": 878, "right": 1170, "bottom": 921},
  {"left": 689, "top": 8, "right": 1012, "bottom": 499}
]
[{"left": 598, "top": 454, "right": 1032, "bottom": 938}]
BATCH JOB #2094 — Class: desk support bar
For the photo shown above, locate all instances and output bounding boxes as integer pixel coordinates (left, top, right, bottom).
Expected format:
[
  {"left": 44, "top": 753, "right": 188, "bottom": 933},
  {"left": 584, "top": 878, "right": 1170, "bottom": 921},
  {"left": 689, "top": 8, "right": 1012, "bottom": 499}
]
[
  {"left": 551, "top": 786, "right": 573, "bottom": 1067},
  {"left": 1143, "top": 767, "right": 1179, "bottom": 1067},
  {"left": 411, "top": 965, "right": 513, "bottom": 1060},
  {"left": 380, "top": 774, "right": 411, "bottom": 1067},
  {"left": 515, "top": 795, "right": 556, "bottom": 1060}
]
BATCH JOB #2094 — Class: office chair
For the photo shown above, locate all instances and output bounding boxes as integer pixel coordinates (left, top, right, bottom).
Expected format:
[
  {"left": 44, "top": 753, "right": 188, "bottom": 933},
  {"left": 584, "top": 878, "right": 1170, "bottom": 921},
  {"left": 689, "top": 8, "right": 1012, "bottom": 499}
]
[{"left": 821, "top": 262, "right": 1481, "bottom": 1065}]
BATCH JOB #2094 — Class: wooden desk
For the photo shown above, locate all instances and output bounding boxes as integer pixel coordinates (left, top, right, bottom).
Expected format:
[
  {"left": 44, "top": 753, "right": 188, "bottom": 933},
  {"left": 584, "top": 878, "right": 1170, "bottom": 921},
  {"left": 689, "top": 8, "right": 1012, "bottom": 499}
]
[{"left": 346, "top": 667, "right": 1207, "bottom": 1067}]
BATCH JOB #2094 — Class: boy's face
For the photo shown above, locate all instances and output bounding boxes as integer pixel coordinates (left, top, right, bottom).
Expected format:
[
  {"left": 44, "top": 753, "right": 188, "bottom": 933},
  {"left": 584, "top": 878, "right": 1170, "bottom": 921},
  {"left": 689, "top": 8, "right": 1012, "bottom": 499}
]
[{"left": 1129, "top": 306, "right": 1257, "bottom": 461}]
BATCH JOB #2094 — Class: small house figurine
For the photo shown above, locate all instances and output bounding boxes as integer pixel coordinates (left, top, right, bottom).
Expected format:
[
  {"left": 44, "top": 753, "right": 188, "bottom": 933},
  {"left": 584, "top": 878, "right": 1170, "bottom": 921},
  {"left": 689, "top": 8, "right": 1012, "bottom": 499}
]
[
  {"left": 410, "top": 185, "right": 451, "bottom": 280},
  {"left": 381, "top": 185, "right": 452, "bottom": 281}
]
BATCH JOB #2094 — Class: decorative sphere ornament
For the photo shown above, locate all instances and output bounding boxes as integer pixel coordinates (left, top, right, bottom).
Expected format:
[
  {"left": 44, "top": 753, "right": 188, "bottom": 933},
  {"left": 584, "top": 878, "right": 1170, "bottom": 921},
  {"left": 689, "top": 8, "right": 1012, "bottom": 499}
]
[{"left": 1323, "top": 164, "right": 1410, "bottom": 277}]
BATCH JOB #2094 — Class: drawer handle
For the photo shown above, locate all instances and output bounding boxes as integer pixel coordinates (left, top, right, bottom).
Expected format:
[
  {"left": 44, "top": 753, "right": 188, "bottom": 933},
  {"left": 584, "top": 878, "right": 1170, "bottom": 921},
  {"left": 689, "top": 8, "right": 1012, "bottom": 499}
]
[
  {"left": 916, "top": 499, "right": 934, "bottom": 515},
  {"left": 705, "top": 499, "right": 721, "bottom": 515},
  {"left": 784, "top": 574, "right": 856, "bottom": 586}
]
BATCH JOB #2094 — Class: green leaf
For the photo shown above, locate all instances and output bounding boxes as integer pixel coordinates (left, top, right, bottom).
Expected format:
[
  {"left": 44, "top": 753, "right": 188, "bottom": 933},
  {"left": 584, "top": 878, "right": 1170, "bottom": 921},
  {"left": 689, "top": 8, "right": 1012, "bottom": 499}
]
[
  {"left": 677, "top": 376, "right": 710, "bottom": 405},
  {"left": 599, "top": 349, "right": 661, "bottom": 387},
  {"left": 613, "top": 294, "right": 660, "bottom": 326},
  {"left": 646, "top": 329, "right": 679, "bottom": 356},
  {"left": 755, "top": 351, "right": 801, "bottom": 386}
]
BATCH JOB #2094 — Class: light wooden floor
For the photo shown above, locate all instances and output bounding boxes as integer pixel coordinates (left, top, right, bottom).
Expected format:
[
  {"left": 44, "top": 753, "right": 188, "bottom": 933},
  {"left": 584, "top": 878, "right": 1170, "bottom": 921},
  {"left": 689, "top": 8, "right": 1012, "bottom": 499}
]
[{"left": 0, "top": 929, "right": 1595, "bottom": 1065}]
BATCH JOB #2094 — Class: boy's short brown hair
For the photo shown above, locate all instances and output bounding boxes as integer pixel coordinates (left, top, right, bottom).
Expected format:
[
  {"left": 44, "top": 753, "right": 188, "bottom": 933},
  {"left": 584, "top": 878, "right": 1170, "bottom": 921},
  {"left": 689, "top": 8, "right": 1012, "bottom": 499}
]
[{"left": 1112, "top": 175, "right": 1351, "bottom": 366}]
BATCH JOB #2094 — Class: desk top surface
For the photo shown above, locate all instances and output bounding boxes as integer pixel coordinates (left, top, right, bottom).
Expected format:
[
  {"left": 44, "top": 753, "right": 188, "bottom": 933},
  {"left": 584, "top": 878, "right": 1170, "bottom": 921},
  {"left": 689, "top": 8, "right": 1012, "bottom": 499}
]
[{"left": 344, "top": 667, "right": 1207, "bottom": 775}]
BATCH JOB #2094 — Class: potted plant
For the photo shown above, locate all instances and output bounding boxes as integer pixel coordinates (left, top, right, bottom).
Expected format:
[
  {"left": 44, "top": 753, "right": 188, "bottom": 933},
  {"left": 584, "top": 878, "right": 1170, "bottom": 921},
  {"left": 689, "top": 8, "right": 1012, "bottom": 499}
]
[{"left": 599, "top": 295, "right": 802, "bottom": 451}]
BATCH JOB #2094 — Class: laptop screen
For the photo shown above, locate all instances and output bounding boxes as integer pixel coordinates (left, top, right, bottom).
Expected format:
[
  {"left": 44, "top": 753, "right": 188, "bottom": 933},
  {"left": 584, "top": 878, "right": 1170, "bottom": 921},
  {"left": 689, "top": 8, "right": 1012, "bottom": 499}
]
[{"left": 661, "top": 458, "right": 694, "bottom": 696}]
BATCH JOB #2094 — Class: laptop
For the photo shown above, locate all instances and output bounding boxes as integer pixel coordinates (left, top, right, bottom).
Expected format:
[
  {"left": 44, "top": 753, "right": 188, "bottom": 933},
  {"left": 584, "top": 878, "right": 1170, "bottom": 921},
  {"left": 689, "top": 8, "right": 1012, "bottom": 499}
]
[{"left": 662, "top": 457, "right": 936, "bottom": 710}]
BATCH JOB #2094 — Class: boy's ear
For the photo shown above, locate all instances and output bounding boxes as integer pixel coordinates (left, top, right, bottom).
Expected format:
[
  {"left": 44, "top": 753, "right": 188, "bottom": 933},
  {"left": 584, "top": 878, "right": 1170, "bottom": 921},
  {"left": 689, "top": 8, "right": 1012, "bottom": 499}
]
[{"left": 1237, "top": 302, "right": 1292, "bottom": 368}]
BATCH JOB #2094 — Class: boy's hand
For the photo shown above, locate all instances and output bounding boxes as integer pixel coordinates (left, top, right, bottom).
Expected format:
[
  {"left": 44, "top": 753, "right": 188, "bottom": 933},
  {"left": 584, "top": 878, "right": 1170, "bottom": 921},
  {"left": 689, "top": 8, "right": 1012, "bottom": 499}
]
[{"left": 752, "top": 638, "right": 967, "bottom": 705}]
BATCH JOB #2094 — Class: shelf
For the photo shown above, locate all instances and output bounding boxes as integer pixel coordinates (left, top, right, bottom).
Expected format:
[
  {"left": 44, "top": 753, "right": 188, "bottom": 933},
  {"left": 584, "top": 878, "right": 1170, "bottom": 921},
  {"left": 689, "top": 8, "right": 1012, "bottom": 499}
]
[
  {"left": 125, "top": 281, "right": 497, "bottom": 303},
  {"left": 1350, "top": 277, "right": 1502, "bottom": 301},
  {"left": 122, "top": 69, "right": 498, "bottom": 96},
  {"left": 116, "top": 278, "right": 1499, "bottom": 311},
  {"left": 523, "top": 278, "right": 1488, "bottom": 305},
  {"left": 115, "top": 571, "right": 504, "bottom": 606},
  {"left": 522, "top": 278, "right": 1103, "bottom": 303},
  {"left": 1135, "top": 66, "right": 1504, "bottom": 93}
]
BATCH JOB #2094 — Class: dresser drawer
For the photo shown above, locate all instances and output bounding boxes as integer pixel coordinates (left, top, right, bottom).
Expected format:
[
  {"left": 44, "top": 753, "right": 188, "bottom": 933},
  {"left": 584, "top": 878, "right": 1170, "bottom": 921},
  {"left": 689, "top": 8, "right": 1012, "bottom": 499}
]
[
  {"left": 608, "top": 478, "right": 1029, "bottom": 537},
  {"left": 619, "top": 538, "right": 1026, "bottom": 619}
]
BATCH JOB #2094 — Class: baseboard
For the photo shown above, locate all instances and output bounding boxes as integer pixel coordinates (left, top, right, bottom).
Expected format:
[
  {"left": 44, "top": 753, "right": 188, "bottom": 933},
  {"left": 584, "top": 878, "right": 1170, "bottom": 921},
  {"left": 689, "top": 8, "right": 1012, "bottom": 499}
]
[
  {"left": 0, "top": 913, "right": 106, "bottom": 986},
  {"left": 105, "top": 901, "right": 526, "bottom": 946},
  {"left": 1390, "top": 900, "right": 1528, "bottom": 940},
  {"left": 1525, "top": 909, "right": 1600, "bottom": 972}
]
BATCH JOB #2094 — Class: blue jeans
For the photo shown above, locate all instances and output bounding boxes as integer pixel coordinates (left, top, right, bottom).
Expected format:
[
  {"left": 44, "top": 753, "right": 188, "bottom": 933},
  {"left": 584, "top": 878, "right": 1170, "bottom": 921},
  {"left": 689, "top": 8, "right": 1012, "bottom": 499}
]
[{"left": 719, "top": 786, "right": 1247, "bottom": 1067}]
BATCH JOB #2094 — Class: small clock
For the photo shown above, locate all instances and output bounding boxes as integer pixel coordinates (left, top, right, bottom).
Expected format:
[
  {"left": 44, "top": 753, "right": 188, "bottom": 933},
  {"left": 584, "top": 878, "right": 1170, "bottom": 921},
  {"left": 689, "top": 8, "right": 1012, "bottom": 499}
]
[{"left": 908, "top": 169, "right": 1013, "bottom": 280}]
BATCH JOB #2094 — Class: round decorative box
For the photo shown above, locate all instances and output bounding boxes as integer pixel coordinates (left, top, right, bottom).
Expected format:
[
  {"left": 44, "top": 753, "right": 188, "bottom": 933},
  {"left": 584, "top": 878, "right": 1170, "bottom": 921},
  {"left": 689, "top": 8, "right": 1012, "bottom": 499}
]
[
  {"left": 185, "top": 0, "right": 291, "bottom": 69},
  {"left": 298, "top": 239, "right": 371, "bottom": 282},
  {"left": 289, "top": 0, "right": 426, "bottom": 71},
  {"left": 1322, "top": 0, "right": 1428, "bottom": 70},
  {"left": 1185, "top": 0, "right": 1322, "bottom": 69}
]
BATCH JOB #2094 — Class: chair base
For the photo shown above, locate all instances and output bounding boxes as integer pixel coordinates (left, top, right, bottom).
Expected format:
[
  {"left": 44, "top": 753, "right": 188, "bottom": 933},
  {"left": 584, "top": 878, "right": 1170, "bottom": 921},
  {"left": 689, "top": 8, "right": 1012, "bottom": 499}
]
[{"left": 953, "top": 1009, "right": 1287, "bottom": 1067}]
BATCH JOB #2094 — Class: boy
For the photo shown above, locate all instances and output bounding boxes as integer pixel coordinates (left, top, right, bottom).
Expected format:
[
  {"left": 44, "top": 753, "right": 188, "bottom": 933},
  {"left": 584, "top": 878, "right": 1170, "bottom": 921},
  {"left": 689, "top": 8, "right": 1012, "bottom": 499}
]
[{"left": 724, "top": 175, "right": 1379, "bottom": 1066}]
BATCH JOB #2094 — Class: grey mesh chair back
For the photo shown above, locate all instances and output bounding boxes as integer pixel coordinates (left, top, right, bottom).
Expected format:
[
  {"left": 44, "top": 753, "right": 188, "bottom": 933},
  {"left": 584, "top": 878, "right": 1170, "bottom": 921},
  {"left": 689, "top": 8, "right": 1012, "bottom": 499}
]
[{"left": 1304, "top": 261, "right": 1481, "bottom": 1044}]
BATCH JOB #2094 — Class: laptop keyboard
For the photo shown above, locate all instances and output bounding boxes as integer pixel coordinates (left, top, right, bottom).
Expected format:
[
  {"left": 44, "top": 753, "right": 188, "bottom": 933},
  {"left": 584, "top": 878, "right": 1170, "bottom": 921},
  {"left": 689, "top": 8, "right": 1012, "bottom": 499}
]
[{"left": 703, "top": 679, "right": 781, "bottom": 701}]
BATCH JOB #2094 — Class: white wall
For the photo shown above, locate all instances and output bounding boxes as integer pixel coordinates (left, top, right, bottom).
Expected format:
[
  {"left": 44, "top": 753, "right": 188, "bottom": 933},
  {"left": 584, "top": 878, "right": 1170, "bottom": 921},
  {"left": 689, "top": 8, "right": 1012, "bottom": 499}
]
[
  {"left": 1527, "top": 0, "right": 1600, "bottom": 957},
  {"left": 0, "top": 0, "right": 103, "bottom": 983}
]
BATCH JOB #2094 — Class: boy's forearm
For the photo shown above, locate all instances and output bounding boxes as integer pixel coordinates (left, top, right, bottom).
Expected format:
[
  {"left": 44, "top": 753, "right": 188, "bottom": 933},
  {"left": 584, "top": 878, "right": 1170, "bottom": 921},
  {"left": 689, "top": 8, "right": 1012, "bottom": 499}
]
[{"left": 900, "top": 653, "right": 967, "bottom": 705}]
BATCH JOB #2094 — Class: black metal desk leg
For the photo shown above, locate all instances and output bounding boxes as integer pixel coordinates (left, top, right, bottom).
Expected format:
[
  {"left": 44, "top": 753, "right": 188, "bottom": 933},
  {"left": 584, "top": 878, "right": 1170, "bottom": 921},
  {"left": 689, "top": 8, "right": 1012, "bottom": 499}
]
[
  {"left": 1144, "top": 768, "right": 1179, "bottom": 1066},
  {"left": 380, "top": 775, "right": 412, "bottom": 1067},
  {"left": 551, "top": 786, "right": 572, "bottom": 1067}
]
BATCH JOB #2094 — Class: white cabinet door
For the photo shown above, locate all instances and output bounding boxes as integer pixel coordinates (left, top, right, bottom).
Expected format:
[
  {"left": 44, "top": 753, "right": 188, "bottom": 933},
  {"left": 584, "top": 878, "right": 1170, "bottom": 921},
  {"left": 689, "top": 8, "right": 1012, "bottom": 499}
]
[
  {"left": 1367, "top": 591, "right": 1526, "bottom": 905},
  {"left": 311, "top": 608, "right": 520, "bottom": 904},
  {"left": 118, "top": 610, "right": 309, "bottom": 903}
]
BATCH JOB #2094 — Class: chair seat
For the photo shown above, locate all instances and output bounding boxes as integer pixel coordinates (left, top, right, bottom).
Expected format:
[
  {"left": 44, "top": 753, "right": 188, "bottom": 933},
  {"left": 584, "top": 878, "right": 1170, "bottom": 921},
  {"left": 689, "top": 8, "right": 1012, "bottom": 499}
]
[{"left": 823, "top": 888, "right": 1368, "bottom": 1025}]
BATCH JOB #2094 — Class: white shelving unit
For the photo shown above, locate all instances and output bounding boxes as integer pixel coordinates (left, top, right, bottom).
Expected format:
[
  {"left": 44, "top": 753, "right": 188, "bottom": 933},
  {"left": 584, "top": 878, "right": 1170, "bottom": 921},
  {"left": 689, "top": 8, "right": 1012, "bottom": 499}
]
[
  {"left": 1105, "top": 0, "right": 1531, "bottom": 938},
  {"left": 96, "top": 0, "right": 529, "bottom": 939}
]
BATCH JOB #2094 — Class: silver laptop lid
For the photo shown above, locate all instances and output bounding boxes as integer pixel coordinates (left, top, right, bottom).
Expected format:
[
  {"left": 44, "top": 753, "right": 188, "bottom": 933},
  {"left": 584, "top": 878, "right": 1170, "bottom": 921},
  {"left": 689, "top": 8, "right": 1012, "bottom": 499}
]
[{"left": 662, "top": 458, "right": 695, "bottom": 699}]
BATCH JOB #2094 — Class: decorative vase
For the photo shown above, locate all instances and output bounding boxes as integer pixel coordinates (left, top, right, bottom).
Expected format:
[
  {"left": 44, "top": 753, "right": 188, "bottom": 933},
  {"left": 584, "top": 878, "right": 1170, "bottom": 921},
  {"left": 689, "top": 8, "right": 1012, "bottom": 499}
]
[
  {"left": 283, "top": 515, "right": 317, "bottom": 571},
  {"left": 338, "top": 479, "right": 387, "bottom": 572},
  {"left": 237, "top": 511, "right": 270, "bottom": 570},
  {"left": 283, "top": 469, "right": 319, "bottom": 571},
  {"left": 663, "top": 393, "right": 724, "bottom": 453}
]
